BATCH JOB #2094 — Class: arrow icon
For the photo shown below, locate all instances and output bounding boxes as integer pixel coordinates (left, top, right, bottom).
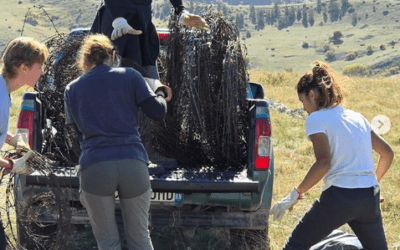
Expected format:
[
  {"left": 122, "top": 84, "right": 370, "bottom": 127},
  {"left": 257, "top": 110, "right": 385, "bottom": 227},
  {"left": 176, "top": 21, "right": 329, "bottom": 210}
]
[{"left": 371, "top": 115, "right": 391, "bottom": 135}]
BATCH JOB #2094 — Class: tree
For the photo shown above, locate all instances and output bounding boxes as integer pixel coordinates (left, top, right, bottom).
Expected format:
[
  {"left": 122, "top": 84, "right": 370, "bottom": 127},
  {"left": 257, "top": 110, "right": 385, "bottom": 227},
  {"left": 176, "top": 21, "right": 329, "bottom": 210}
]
[
  {"left": 265, "top": 9, "right": 272, "bottom": 25},
  {"left": 323, "top": 6, "right": 328, "bottom": 23},
  {"left": 317, "top": 0, "right": 322, "bottom": 14},
  {"left": 221, "top": 3, "right": 228, "bottom": 16},
  {"left": 296, "top": 6, "right": 302, "bottom": 22},
  {"left": 341, "top": 0, "right": 350, "bottom": 17},
  {"left": 309, "top": 8, "right": 315, "bottom": 27},
  {"left": 257, "top": 10, "right": 265, "bottom": 30},
  {"left": 236, "top": 13, "right": 245, "bottom": 30},
  {"left": 330, "top": 0, "right": 340, "bottom": 22},
  {"left": 273, "top": 3, "right": 280, "bottom": 23},
  {"left": 249, "top": 5, "right": 256, "bottom": 24},
  {"left": 289, "top": 6, "right": 296, "bottom": 26},
  {"left": 302, "top": 5, "right": 308, "bottom": 28},
  {"left": 189, "top": 0, "right": 194, "bottom": 13},
  {"left": 352, "top": 13, "right": 358, "bottom": 26}
]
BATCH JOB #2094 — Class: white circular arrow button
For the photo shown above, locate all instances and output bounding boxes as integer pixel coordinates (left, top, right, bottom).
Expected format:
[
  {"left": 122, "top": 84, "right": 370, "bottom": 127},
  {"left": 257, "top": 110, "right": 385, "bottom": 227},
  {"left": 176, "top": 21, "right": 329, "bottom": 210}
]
[{"left": 371, "top": 115, "right": 391, "bottom": 135}]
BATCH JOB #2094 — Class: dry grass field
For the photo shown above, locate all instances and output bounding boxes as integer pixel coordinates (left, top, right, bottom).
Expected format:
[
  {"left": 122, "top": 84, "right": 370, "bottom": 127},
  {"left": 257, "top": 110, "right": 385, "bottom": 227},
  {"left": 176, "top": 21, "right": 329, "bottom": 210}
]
[{"left": 1, "top": 0, "right": 400, "bottom": 249}]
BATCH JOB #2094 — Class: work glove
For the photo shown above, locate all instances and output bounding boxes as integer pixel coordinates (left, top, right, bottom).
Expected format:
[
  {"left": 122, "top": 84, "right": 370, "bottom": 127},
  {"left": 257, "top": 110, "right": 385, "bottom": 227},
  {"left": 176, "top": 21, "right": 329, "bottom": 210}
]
[
  {"left": 12, "top": 151, "right": 35, "bottom": 176},
  {"left": 270, "top": 188, "right": 301, "bottom": 221},
  {"left": 111, "top": 17, "right": 142, "bottom": 40},
  {"left": 179, "top": 10, "right": 210, "bottom": 31},
  {"left": 144, "top": 77, "right": 173, "bottom": 102},
  {"left": 8, "top": 133, "right": 31, "bottom": 151},
  {"left": 373, "top": 185, "right": 385, "bottom": 203}
]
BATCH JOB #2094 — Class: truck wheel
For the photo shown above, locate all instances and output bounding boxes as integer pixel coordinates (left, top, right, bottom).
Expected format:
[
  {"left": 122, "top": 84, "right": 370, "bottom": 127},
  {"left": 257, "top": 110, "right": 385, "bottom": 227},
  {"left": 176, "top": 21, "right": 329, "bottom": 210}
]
[{"left": 229, "top": 228, "right": 270, "bottom": 250}]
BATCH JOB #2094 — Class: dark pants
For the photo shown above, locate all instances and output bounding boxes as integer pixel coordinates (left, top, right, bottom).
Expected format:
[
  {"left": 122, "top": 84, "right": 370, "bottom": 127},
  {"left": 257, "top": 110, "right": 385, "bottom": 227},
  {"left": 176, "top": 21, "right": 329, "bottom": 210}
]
[
  {"left": 0, "top": 220, "right": 6, "bottom": 250},
  {"left": 283, "top": 186, "right": 388, "bottom": 250}
]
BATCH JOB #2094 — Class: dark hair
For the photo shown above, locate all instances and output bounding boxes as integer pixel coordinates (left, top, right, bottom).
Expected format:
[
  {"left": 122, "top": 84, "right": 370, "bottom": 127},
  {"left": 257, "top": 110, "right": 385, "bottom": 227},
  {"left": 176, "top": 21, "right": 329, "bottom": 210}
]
[
  {"left": 296, "top": 61, "right": 345, "bottom": 109},
  {"left": 77, "top": 34, "right": 114, "bottom": 72}
]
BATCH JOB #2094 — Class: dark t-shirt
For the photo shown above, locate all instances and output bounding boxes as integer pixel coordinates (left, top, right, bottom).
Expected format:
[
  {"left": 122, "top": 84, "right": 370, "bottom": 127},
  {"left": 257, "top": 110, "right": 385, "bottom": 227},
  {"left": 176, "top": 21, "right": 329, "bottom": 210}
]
[{"left": 64, "top": 64, "right": 160, "bottom": 170}]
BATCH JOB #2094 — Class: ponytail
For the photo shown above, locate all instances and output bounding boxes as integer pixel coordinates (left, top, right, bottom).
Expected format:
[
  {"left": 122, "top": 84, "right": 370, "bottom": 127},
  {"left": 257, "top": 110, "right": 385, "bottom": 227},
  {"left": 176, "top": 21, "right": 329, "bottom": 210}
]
[{"left": 296, "top": 61, "right": 345, "bottom": 109}]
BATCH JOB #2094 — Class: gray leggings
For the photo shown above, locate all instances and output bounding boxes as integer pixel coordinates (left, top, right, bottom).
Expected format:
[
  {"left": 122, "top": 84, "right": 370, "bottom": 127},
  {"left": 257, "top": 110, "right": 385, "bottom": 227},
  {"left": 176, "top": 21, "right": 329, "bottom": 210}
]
[
  {"left": 79, "top": 159, "right": 153, "bottom": 250},
  {"left": 283, "top": 186, "right": 388, "bottom": 250}
]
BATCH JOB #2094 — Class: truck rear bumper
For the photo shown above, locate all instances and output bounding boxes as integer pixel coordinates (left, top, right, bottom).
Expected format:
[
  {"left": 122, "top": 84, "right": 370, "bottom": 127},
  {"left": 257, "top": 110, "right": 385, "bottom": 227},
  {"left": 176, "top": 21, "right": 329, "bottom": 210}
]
[
  {"left": 150, "top": 210, "right": 268, "bottom": 229},
  {"left": 23, "top": 205, "right": 268, "bottom": 230}
]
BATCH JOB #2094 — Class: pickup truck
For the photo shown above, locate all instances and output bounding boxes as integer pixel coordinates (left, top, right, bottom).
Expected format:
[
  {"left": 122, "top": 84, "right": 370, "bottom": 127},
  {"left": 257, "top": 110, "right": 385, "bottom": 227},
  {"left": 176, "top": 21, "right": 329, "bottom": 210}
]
[{"left": 14, "top": 27, "right": 274, "bottom": 250}]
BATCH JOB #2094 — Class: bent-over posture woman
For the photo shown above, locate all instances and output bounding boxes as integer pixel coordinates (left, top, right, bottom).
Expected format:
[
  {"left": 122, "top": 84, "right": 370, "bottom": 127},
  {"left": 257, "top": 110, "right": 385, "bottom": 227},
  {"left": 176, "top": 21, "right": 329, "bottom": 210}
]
[
  {"left": 270, "top": 61, "right": 394, "bottom": 250},
  {"left": 64, "top": 34, "right": 168, "bottom": 250}
]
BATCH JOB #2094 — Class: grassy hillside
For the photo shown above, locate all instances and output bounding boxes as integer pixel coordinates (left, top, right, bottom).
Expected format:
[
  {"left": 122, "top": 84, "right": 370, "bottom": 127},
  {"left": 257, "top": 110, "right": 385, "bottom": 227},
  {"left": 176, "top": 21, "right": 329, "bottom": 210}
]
[
  {"left": 1, "top": 0, "right": 400, "bottom": 249},
  {"left": 242, "top": 0, "right": 400, "bottom": 75}
]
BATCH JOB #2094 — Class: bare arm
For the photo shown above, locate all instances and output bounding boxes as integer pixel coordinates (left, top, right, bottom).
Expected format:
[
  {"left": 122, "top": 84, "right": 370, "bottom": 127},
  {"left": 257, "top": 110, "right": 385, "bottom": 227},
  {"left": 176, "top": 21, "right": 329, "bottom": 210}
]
[
  {"left": 297, "top": 133, "right": 331, "bottom": 194},
  {"left": 371, "top": 131, "right": 394, "bottom": 182}
]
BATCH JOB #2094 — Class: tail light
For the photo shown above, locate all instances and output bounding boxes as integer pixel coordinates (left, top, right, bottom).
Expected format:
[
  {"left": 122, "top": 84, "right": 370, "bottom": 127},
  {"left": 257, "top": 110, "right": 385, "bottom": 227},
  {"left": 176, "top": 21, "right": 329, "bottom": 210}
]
[
  {"left": 17, "top": 99, "right": 35, "bottom": 149},
  {"left": 157, "top": 29, "right": 170, "bottom": 45},
  {"left": 255, "top": 118, "right": 272, "bottom": 171}
]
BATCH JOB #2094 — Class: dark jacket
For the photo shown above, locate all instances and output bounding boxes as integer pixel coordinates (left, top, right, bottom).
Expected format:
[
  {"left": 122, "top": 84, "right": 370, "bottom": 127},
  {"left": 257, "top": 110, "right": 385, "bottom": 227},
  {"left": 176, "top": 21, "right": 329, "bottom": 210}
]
[{"left": 91, "top": 0, "right": 184, "bottom": 67}]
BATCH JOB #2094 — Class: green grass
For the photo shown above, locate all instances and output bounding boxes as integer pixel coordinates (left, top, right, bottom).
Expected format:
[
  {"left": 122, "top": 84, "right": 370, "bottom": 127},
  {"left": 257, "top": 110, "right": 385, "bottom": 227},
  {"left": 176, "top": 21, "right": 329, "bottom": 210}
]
[{"left": 250, "top": 70, "right": 400, "bottom": 250}]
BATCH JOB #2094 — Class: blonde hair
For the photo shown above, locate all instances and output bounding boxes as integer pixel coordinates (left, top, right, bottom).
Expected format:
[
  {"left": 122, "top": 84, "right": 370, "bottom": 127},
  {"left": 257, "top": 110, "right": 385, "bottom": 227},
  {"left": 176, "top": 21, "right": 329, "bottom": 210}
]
[
  {"left": 77, "top": 34, "right": 114, "bottom": 72},
  {"left": 296, "top": 61, "right": 345, "bottom": 109},
  {"left": 1, "top": 37, "right": 48, "bottom": 79}
]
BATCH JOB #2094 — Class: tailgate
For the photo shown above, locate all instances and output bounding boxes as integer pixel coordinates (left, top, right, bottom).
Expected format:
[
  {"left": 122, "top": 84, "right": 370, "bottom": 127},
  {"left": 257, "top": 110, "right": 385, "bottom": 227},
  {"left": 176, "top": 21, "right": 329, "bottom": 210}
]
[{"left": 25, "top": 166, "right": 260, "bottom": 193}]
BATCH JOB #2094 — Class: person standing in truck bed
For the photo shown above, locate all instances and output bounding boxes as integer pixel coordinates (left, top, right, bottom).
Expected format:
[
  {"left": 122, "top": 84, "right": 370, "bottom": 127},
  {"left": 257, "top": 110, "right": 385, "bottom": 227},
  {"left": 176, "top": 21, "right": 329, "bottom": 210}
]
[
  {"left": 270, "top": 61, "right": 394, "bottom": 250},
  {"left": 64, "top": 34, "right": 169, "bottom": 250},
  {"left": 91, "top": 0, "right": 209, "bottom": 168},
  {"left": 0, "top": 36, "right": 48, "bottom": 250}
]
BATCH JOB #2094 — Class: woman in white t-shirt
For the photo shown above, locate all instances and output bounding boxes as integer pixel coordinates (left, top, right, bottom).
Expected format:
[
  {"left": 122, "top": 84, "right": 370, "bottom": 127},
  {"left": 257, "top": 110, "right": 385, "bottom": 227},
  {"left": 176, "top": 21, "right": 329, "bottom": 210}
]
[{"left": 270, "top": 61, "right": 394, "bottom": 250}]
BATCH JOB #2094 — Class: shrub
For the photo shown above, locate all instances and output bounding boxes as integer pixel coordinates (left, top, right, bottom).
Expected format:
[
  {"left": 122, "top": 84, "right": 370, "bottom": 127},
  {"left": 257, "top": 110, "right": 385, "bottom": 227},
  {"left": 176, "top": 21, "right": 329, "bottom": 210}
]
[
  {"left": 380, "top": 44, "right": 386, "bottom": 50},
  {"left": 346, "top": 51, "right": 358, "bottom": 61},
  {"left": 333, "top": 31, "right": 343, "bottom": 40},
  {"left": 325, "top": 50, "right": 336, "bottom": 62},
  {"left": 246, "top": 31, "right": 251, "bottom": 38},
  {"left": 302, "top": 42, "right": 309, "bottom": 49},
  {"left": 342, "top": 63, "right": 367, "bottom": 76}
]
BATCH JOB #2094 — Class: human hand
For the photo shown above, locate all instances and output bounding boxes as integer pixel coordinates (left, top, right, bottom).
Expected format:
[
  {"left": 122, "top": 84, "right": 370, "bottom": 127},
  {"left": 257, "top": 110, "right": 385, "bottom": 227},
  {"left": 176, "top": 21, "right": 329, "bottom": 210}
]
[
  {"left": 12, "top": 151, "right": 35, "bottom": 176},
  {"left": 144, "top": 78, "right": 172, "bottom": 102},
  {"left": 270, "top": 188, "right": 301, "bottom": 221},
  {"left": 155, "top": 86, "right": 172, "bottom": 102},
  {"left": 111, "top": 17, "right": 142, "bottom": 40},
  {"left": 179, "top": 10, "right": 210, "bottom": 31},
  {"left": 7, "top": 133, "right": 31, "bottom": 150}
]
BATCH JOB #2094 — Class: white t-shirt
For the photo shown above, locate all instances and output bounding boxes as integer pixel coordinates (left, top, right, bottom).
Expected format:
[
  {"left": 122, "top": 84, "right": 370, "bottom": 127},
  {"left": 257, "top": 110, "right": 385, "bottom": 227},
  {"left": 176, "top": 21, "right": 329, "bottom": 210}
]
[{"left": 306, "top": 105, "right": 378, "bottom": 191}]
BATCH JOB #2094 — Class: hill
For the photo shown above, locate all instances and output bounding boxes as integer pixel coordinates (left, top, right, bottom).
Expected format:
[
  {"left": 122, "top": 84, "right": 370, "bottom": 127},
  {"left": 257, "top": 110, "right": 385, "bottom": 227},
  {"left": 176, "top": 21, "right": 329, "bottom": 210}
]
[{"left": 1, "top": 0, "right": 400, "bottom": 76}]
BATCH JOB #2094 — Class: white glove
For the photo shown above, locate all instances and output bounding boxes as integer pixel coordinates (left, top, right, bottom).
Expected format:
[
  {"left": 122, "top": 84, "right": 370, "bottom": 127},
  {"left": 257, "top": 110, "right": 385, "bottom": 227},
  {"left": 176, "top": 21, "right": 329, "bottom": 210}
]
[
  {"left": 270, "top": 188, "right": 300, "bottom": 221},
  {"left": 17, "top": 133, "right": 31, "bottom": 150},
  {"left": 12, "top": 151, "right": 35, "bottom": 176},
  {"left": 8, "top": 133, "right": 31, "bottom": 150},
  {"left": 111, "top": 17, "right": 142, "bottom": 40},
  {"left": 179, "top": 10, "right": 210, "bottom": 31}
]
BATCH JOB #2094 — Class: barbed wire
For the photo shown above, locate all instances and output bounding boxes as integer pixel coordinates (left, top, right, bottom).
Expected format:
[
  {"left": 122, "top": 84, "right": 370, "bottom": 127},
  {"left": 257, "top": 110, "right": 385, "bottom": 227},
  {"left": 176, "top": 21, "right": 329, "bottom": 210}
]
[{"left": 151, "top": 10, "right": 249, "bottom": 171}]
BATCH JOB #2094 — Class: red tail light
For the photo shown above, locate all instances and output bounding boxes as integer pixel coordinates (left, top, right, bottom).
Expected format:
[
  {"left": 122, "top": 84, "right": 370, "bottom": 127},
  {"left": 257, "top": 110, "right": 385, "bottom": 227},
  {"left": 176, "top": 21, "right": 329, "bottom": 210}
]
[
  {"left": 17, "top": 110, "right": 34, "bottom": 149},
  {"left": 158, "top": 32, "right": 170, "bottom": 41},
  {"left": 255, "top": 119, "right": 272, "bottom": 171}
]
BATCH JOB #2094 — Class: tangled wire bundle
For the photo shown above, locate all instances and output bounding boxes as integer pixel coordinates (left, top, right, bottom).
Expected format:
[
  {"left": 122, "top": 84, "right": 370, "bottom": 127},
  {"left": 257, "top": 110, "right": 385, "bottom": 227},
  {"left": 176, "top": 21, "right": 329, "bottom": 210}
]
[
  {"left": 1, "top": 149, "right": 75, "bottom": 250},
  {"left": 152, "top": 12, "right": 250, "bottom": 170}
]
